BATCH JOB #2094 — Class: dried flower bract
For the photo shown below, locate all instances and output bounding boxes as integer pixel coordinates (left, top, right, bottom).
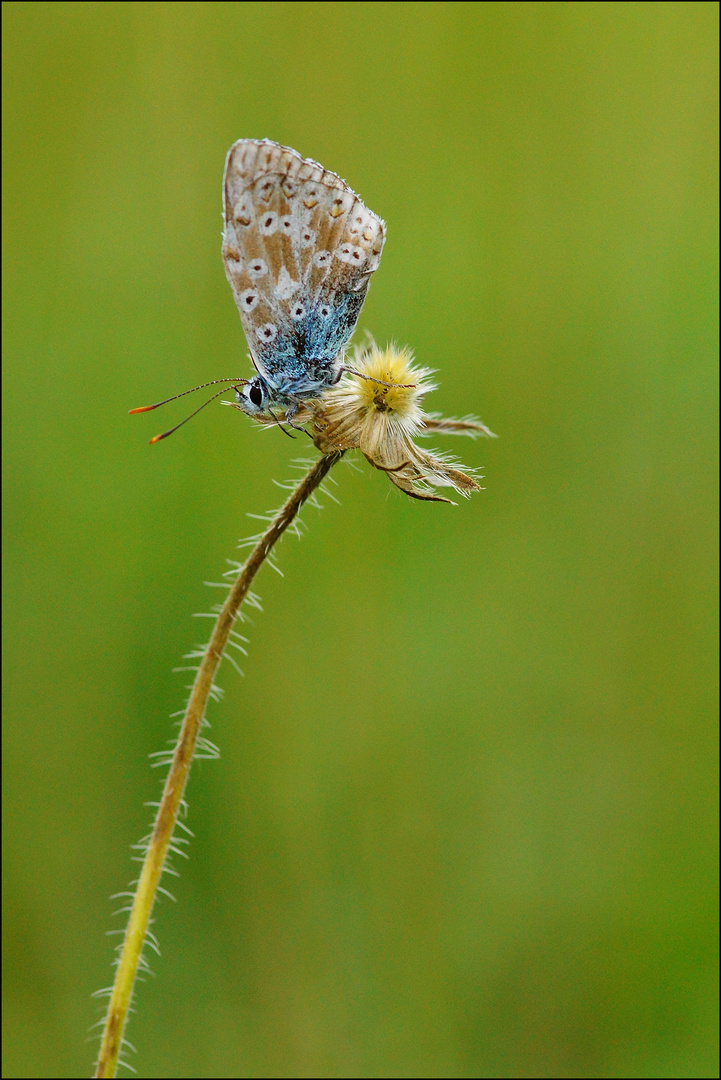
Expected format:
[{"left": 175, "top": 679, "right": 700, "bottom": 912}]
[{"left": 247, "top": 343, "right": 496, "bottom": 503}]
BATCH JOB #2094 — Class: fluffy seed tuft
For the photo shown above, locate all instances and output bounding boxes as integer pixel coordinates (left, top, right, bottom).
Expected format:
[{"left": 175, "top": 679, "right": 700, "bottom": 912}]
[{"left": 249, "top": 341, "right": 496, "bottom": 503}]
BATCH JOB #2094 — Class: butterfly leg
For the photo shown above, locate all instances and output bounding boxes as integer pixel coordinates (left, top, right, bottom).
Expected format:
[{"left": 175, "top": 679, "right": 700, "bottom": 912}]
[
  {"left": 338, "top": 366, "right": 415, "bottom": 389},
  {"left": 273, "top": 403, "right": 314, "bottom": 440},
  {"left": 268, "top": 408, "right": 296, "bottom": 438}
]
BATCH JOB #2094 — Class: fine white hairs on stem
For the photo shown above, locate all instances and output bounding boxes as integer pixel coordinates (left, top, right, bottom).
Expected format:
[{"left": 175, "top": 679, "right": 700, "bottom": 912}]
[{"left": 94, "top": 452, "right": 344, "bottom": 1078}]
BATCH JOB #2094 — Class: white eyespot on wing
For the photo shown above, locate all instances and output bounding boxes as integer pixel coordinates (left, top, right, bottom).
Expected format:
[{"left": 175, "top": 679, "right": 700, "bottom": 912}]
[
  {"left": 301, "top": 180, "right": 326, "bottom": 211},
  {"left": 255, "top": 175, "right": 278, "bottom": 203},
  {"left": 290, "top": 303, "right": 306, "bottom": 322},
  {"left": 248, "top": 258, "right": 268, "bottom": 279},
  {"left": 300, "top": 227, "right": 317, "bottom": 248},
  {"left": 281, "top": 176, "right": 300, "bottom": 198},
  {"left": 258, "top": 211, "right": 279, "bottom": 236},
  {"left": 232, "top": 196, "right": 254, "bottom": 227},
  {"left": 312, "top": 250, "right": 331, "bottom": 267},
  {"left": 328, "top": 191, "right": 354, "bottom": 219},
  {"left": 256, "top": 323, "right": 278, "bottom": 343},
  {"left": 239, "top": 289, "right": 260, "bottom": 312},
  {"left": 362, "top": 221, "right": 382, "bottom": 244},
  {"left": 222, "top": 242, "right": 242, "bottom": 265},
  {"left": 347, "top": 209, "right": 369, "bottom": 237},
  {"left": 318, "top": 304, "right": 333, "bottom": 319},
  {"left": 276, "top": 266, "right": 299, "bottom": 301},
  {"left": 279, "top": 215, "right": 293, "bottom": 235},
  {"left": 335, "top": 243, "right": 367, "bottom": 266},
  {"left": 223, "top": 245, "right": 244, "bottom": 285}
]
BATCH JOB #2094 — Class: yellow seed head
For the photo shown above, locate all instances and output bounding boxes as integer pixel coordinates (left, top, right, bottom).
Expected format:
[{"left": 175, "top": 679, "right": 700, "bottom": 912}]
[{"left": 244, "top": 340, "right": 495, "bottom": 504}]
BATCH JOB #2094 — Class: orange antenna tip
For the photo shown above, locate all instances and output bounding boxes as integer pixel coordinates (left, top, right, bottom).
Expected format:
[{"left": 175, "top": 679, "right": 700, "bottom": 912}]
[{"left": 133, "top": 381, "right": 245, "bottom": 444}]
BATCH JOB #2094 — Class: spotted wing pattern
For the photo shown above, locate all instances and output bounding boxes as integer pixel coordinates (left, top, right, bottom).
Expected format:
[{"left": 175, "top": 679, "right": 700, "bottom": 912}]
[{"left": 222, "top": 139, "right": 385, "bottom": 394}]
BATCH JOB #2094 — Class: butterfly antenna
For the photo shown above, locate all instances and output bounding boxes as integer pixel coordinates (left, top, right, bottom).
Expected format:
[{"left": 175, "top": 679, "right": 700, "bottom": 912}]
[
  {"left": 129, "top": 378, "right": 248, "bottom": 415},
  {"left": 141, "top": 385, "right": 242, "bottom": 444}
]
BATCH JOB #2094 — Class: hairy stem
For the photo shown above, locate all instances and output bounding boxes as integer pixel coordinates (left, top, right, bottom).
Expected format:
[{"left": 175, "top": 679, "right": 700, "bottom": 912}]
[{"left": 94, "top": 451, "right": 343, "bottom": 1078}]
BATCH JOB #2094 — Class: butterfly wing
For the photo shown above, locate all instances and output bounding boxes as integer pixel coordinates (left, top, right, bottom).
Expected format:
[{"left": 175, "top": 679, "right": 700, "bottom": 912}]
[{"left": 222, "top": 139, "right": 385, "bottom": 390}]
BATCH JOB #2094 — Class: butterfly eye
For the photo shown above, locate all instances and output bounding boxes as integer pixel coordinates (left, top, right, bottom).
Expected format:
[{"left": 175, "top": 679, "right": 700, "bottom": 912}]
[{"left": 249, "top": 384, "right": 263, "bottom": 407}]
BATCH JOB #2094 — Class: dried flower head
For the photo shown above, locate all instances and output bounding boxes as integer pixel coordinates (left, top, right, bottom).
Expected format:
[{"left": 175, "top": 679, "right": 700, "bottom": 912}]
[{"left": 246, "top": 342, "right": 495, "bottom": 503}]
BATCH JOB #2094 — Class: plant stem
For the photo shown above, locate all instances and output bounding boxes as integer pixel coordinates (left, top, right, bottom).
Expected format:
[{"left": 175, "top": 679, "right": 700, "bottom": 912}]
[{"left": 94, "top": 451, "right": 343, "bottom": 1078}]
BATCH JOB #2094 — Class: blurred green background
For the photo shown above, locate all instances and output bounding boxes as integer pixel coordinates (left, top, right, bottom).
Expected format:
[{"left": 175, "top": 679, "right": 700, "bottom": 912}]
[{"left": 3, "top": 3, "right": 717, "bottom": 1077}]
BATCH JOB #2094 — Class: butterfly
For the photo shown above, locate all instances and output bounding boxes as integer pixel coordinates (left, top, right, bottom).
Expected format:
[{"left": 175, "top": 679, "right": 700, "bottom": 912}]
[
  {"left": 221, "top": 138, "right": 386, "bottom": 423},
  {"left": 131, "top": 140, "right": 402, "bottom": 441}
]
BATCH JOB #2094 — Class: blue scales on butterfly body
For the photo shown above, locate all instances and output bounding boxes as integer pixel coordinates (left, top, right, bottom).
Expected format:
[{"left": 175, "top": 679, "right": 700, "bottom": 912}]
[{"left": 222, "top": 139, "right": 385, "bottom": 419}]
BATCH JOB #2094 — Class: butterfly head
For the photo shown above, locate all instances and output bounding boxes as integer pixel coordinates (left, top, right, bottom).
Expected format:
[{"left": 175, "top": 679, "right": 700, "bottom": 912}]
[{"left": 235, "top": 375, "right": 271, "bottom": 416}]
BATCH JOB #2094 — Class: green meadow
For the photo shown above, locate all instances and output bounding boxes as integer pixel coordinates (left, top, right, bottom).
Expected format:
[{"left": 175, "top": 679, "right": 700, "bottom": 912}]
[{"left": 3, "top": 3, "right": 717, "bottom": 1076}]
